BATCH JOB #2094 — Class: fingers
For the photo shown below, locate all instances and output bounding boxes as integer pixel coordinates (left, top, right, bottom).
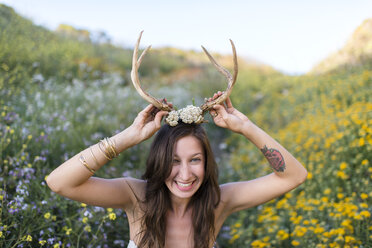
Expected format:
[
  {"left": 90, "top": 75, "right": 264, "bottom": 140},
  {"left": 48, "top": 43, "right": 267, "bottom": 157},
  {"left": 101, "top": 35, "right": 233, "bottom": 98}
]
[
  {"left": 209, "top": 109, "right": 218, "bottom": 118},
  {"left": 212, "top": 104, "right": 228, "bottom": 119},
  {"left": 140, "top": 104, "right": 155, "bottom": 116},
  {"left": 154, "top": 111, "right": 168, "bottom": 125},
  {"left": 225, "top": 97, "right": 233, "bottom": 109},
  {"left": 208, "top": 91, "right": 223, "bottom": 102}
]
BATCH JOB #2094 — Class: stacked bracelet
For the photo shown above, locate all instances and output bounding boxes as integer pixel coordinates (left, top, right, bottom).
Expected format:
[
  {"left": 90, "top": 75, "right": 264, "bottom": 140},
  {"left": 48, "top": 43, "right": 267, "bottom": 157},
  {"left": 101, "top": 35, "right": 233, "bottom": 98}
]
[
  {"left": 89, "top": 146, "right": 99, "bottom": 167},
  {"left": 98, "top": 137, "right": 118, "bottom": 160},
  {"left": 79, "top": 154, "right": 96, "bottom": 174}
]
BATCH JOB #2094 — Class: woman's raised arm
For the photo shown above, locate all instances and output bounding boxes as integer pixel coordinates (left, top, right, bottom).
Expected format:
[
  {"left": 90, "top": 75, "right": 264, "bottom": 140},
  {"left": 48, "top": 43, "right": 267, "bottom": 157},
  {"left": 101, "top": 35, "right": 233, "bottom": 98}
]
[
  {"left": 209, "top": 93, "right": 307, "bottom": 214},
  {"left": 46, "top": 104, "right": 168, "bottom": 209}
]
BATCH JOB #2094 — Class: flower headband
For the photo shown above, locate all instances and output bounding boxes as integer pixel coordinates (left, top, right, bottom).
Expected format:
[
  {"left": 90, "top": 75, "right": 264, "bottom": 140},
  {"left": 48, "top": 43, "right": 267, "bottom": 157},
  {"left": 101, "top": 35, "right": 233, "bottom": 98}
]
[{"left": 131, "top": 31, "right": 238, "bottom": 126}]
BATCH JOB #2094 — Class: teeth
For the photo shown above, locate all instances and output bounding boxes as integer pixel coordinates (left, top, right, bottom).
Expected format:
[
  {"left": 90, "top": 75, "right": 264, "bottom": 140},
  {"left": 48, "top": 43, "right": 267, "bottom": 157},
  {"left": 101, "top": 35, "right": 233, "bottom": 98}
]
[{"left": 177, "top": 182, "right": 192, "bottom": 187}]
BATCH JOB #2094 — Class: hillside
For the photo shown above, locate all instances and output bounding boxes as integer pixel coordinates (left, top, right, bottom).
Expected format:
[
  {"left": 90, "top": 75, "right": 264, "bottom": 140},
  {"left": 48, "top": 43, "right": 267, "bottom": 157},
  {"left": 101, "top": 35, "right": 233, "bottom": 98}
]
[
  {"left": 0, "top": 3, "right": 275, "bottom": 90},
  {"left": 1, "top": 4, "right": 371, "bottom": 248},
  {"left": 311, "top": 18, "right": 372, "bottom": 74}
]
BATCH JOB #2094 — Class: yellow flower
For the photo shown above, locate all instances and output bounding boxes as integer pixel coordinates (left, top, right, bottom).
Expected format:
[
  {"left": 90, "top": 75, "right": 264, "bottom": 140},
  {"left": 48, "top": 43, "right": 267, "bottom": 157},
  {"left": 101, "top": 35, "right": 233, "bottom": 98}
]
[
  {"left": 25, "top": 235, "right": 32, "bottom": 242},
  {"left": 65, "top": 228, "right": 72, "bottom": 235},
  {"left": 306, "top": 172, "right": 313, "bottom": 179},
  {"left": 107, "top": 208, "right": 113, "bottom": 212},
  {"left": 229, "top": 234, "right": 240, "bottom": 244},
  {"left": 361, "top": 159, "right": 368, "bottom": 166},
  {"left": 81, "top": 203, "right": 87, "bottom": 207},
  {"left": 234, "top": 222, "right": 242, "bottom": 228},
  {"left": 44, "top": 212, "right": 51, "bottom": 219},
  {"left": 324, "top": 188, "right": 331, "bottom": 195},
  {"left": 337, "top": 193, "right": 344, "bottom": 199},
  {"left": 360, "top": 210, "right": 371, "bottom": 218},
  {"left": 53, "top": 243, "right": 60, "bottom": 248},
  {"left": 109, "top": 212, "right": 116, "bottom": 220},
  {"left": 39, "top": 240, "right": 46, "bottom": 246},
  {"left": 336, "top": 171, "right": 348, "bottom": 179},
  {"left": 361, "top": 193, "right": 368, "bottom": 199},
  {"left": 329, "top": 242, "right": 338, "bottom": 247},
  {"left": 345, "top": 235, "right": 356, "bottom": 244},
  {"left": 0, "top": 231, "right": 3, "bottom": 238},
  {"left": 360, "top": 203, "right": 368, "bottom": 208},
  {"left": 358, "top": 137, "right": 365, "bottom": 146},
  {"left": 82, "top": 217, "right": 88, "bottom": 224},
  {"left": 10, "top": 129, "right": 14, "bottom": 134},
  {"left": 84, "top": 225, "right": 91, "bottom": 232},
  {"left": 27, "top": 134, "right": 33, "bottom": 140},
  {"left": 291, "top": 240, "right": 300, "bottom": 246},
  {"left": 277, "top": 230, "right": 289, "bottom": 240},
  {"left": 339, "top": 162, "right": 347, "bottom": 170}
]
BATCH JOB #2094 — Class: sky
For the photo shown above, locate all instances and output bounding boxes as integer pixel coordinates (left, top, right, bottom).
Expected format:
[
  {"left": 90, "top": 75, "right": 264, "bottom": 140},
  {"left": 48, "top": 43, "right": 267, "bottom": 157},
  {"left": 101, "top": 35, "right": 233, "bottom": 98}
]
[{"left": 1, "top": 0, "right": 372, "bottom": 74}]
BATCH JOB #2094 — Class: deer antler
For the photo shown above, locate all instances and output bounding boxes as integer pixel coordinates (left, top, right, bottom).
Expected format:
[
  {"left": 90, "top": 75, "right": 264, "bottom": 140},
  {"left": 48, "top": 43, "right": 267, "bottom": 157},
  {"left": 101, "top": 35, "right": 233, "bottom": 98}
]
[
  {"left": 199, "top": 40, "right": 238, "bottom": 113},
  {"left": 131, "top": 31, "right": 172, "bottom": 111},
  {"left": 131, "top": 31, "right": 238, "bottom": 116}
]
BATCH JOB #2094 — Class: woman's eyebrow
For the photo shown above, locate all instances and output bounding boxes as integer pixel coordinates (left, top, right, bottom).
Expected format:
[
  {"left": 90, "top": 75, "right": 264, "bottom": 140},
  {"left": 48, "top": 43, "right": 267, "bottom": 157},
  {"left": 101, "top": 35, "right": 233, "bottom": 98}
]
[{"left": 173, "top": 153, "right": 202, "bottom": 157}]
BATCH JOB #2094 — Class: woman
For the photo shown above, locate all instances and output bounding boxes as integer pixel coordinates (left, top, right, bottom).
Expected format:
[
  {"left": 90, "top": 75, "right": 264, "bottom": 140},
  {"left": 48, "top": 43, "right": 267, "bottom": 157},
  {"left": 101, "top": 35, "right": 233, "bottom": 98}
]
[{"left": 46, "top": 91, "right": 307, "bottom": 248}]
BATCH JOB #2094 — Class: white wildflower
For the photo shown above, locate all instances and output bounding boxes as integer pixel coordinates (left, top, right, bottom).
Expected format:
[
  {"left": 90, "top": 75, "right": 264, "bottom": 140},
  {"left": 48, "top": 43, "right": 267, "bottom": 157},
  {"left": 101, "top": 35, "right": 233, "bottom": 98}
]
[
  {"left": 165, "top": 110, "right": 179, "bottom": 126},
  {"left": 166, "top": 105, "right": 204, "bottom": 126}
]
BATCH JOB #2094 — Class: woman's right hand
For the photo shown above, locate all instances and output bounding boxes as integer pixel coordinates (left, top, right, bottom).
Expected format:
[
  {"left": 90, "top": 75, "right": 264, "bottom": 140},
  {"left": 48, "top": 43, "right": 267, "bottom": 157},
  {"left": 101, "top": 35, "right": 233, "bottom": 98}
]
[{"left": 128, "top": 104, "right": 169, "bottom": 144}]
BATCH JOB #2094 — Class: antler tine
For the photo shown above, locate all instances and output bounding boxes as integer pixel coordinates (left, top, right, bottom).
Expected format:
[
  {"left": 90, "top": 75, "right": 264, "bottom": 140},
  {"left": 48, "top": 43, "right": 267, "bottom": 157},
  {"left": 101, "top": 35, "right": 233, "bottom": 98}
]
[
  {"left": 200, "top": 39, "right": 238, "bottom": 112},
  {"left": 131, "top": 31, "right": 172, "bottom": 111}
]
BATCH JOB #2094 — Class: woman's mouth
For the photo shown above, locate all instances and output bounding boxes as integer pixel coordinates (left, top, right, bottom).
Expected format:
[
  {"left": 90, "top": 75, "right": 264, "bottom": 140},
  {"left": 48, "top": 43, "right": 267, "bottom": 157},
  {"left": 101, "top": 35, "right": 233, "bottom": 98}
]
[{"left": 175, "top": 180, "right": 195, "bottom": 191}]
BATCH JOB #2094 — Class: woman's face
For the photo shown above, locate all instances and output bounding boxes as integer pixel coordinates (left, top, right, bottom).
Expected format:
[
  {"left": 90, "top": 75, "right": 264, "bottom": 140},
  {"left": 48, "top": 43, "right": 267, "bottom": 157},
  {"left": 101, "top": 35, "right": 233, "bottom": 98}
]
[{"left": 165, "top": 135, "right": 205, "bottom": 201}]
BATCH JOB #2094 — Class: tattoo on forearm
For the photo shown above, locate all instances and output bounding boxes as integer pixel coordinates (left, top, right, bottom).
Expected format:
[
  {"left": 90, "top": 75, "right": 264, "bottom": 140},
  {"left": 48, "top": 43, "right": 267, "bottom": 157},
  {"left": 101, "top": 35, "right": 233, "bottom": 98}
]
[{"left": 260, "top": 145, "right": 286, "bottom": 172}]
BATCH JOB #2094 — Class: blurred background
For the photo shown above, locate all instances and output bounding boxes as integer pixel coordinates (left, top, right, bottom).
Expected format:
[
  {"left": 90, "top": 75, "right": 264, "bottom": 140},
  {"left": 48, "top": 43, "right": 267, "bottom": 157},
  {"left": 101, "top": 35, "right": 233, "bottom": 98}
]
[{"left": 0, "top": 1, "right": 371, "bottom": 247}]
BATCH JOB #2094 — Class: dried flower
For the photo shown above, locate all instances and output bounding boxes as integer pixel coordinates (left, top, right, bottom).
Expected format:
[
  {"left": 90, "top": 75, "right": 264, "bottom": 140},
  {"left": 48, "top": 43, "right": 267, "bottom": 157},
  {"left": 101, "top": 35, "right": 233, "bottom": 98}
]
[{"left": 165, "top": 105, "right": 204, "bottom": 126}]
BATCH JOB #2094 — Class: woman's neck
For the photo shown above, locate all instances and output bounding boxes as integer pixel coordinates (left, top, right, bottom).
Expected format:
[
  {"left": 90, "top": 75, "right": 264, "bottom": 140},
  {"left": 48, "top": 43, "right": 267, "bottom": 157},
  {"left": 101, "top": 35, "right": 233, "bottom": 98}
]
[{"left": 170, "top": 197, "right": 191, "bottom": 217}]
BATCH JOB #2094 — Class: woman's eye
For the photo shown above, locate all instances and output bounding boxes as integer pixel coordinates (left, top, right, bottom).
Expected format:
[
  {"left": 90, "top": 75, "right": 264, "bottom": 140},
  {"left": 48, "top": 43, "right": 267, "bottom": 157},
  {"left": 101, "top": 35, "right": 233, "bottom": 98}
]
[
  {"left": 191, "top": 158, "right": 201, "bottom": 162},
  {"left": 173, "top": 159, "right": 180, "bottom": 163}
]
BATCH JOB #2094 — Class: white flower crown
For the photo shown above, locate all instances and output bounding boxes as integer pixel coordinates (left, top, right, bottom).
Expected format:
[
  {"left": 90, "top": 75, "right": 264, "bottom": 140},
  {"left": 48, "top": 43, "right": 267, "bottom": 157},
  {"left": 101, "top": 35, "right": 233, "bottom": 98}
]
[{"left": 165, "top": 105, "right": 204, "bottom": 126}]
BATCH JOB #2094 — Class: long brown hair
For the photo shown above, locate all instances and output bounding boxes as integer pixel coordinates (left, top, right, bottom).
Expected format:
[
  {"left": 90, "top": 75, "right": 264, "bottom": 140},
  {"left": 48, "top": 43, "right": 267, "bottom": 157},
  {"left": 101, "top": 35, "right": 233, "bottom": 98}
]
[{"left": 138, "top": 123, "right": 220, "bottom": 248}]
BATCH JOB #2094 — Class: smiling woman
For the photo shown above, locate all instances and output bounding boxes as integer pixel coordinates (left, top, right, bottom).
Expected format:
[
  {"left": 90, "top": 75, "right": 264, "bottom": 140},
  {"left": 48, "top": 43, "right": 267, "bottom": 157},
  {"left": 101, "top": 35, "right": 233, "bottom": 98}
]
[
  {"left": 46, "top": 35, "right": 307, "bottom": 248},
  {"left": 140, "top": 123, "right": 219, "bottom": 248},
  {"left": 46, "top": 95, "right": 307, "bottom": 248}
]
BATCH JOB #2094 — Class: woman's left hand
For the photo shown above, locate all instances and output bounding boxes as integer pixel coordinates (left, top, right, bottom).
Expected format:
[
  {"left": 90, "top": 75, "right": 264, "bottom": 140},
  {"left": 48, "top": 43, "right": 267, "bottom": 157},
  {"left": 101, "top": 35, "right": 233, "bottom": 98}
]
[{"left": 208, "top": 91, "right": 251, "bottom": 134}]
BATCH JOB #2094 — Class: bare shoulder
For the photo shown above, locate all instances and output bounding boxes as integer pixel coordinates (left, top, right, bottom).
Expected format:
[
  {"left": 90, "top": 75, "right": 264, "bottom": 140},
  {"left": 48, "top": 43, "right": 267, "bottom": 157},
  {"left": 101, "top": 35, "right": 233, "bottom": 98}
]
[
  {"left": 122, "top": 177, "right": 146, "bottom": 206},
  {"left": 124, "top": 177, "right": 146, "bottom": 200}
]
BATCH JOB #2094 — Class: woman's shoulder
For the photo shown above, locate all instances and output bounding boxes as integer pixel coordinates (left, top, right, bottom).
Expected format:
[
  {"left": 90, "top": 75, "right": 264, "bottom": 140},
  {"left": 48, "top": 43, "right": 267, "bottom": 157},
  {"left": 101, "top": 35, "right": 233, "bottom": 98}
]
[{"left": 123, "top": 177, "right": 146, "bottom": 203}]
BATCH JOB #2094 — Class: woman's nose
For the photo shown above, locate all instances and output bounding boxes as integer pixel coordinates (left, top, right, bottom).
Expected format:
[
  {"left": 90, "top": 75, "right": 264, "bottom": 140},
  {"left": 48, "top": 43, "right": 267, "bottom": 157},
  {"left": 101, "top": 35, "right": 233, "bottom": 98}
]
[{"left": 179, "top": 163, "right": 192, "bottom": 180}]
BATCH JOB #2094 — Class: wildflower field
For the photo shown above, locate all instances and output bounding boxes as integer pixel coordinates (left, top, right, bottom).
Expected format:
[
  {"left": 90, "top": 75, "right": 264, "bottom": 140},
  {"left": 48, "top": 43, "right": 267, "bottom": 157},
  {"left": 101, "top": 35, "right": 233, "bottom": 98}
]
[{"left": 1, "top": 4, "right": 371, "bottom": 248}]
